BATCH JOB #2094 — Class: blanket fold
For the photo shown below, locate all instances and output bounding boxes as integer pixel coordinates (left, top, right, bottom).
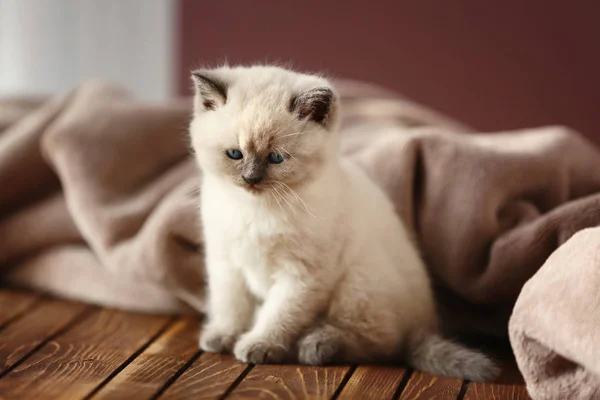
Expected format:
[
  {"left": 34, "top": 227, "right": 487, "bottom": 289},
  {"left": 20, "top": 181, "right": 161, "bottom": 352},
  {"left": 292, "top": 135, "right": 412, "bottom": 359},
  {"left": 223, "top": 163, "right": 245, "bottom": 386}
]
[
  {"left": 509, "top": 227, "right": 600, "bottom": 399},
  {"left": 348, "top": 126, "right": 600, "bottom": 308},
  {"left": 1, "top": 80, "right": 599, "bottom": 341}
]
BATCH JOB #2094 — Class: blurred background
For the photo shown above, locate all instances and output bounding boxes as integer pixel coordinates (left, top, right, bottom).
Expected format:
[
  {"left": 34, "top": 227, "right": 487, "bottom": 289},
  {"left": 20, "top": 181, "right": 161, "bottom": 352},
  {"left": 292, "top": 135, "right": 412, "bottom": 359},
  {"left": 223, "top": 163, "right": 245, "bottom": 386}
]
[{"left": 1, "top": 0, "right": 598, "bottom": 142}]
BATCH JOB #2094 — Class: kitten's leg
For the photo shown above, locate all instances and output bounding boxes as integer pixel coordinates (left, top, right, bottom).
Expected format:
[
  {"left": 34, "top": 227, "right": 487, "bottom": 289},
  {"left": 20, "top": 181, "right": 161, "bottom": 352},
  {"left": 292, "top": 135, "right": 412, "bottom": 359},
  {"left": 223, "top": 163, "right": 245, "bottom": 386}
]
[
  {"left": 233, "top": 274, "right": 328, "bottom": 364},
  {"left": 199, "top": 264, "right": 256, "bottom": 353}
]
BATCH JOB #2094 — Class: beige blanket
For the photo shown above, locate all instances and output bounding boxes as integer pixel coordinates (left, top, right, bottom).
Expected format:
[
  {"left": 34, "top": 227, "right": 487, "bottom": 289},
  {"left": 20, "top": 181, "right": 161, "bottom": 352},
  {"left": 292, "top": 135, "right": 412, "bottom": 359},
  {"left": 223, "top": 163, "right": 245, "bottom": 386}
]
[
  {"left": 510, "top": 227, "right": 600, "bottom": 399},
  {"left": 1, "top": 80, "right": 600, "bottom": 336}
]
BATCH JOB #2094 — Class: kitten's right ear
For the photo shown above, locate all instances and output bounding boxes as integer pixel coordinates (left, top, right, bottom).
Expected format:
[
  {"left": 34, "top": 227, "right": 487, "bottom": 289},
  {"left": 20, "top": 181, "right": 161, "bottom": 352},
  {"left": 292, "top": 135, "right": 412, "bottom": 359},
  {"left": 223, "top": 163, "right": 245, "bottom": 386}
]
[{"left": 191, "top": 69, "right": 228, "bottom": 112}]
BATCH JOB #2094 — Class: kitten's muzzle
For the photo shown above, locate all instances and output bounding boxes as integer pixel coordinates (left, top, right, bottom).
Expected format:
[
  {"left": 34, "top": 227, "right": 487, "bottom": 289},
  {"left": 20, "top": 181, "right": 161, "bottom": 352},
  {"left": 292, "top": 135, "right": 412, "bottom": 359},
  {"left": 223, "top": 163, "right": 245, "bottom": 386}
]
[{"left": 242, "top": 174, "right": 264, "bottom": 185}]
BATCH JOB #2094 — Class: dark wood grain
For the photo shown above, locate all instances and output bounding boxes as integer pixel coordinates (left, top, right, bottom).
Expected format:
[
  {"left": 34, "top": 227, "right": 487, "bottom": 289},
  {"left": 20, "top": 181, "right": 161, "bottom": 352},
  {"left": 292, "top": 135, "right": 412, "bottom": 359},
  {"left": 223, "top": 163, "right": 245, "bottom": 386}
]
[
  {"left": 0, "top": 289, "right": 41, "bottom": 328},
  {"left": 463, "top": 358, "right": 531, "bottom": 399},
  {"left": 0, "top": 308, "right": 170, "bottom": 399},
  {"left": 160, "top": 352, "right": 249, "bottom": 400},
  {"left": 338, "top": 365, "right": 407, "bottom": 399},
  {"left": 0, "top": 287, "right": 533, "bottom": 400},
  {"left": 227, "top": 364, "right": 351, "bottom": 400},
  {"left": 463, "top": 382, "right": 531, "bottom": 400},
  {"left": 399, "top": 371, "right": 463, "bottom": 399},
  {"left": 0, "top": 298, "right": 87, "bottom": 374},
  {"left": 93, "top": 317, "right": 200, "bottom": 399}
]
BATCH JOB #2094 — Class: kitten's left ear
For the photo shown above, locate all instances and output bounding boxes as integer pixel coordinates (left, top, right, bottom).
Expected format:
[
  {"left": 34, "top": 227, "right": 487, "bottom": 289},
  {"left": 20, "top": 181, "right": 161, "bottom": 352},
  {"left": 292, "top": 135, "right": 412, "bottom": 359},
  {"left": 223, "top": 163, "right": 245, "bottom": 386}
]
[
  {"left": 191, "top": 69, "right": 228, "bottom": 112},
  {"left": 289, "top": 87, "right": 336, "bottom": 126}
]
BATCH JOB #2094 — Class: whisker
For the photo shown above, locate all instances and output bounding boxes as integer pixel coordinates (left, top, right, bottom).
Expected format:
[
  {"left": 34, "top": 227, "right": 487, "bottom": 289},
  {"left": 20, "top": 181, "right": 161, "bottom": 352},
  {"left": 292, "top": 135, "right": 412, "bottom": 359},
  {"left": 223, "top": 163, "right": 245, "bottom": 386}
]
[
  {"left": 274, "top": 184, "right": 296, "bottom": 214},
  {"left": 272, "top": 116, "right": 312, "bottom": 141},
  {"left": 269, "top": 118, "right": 299, "bottom": 139},
  {"left": 283, "top": 183, "right": 316, "bottom": 218},
  {"left": 268, "top": 184, "right": 284, "bottom": 212},
  {"left": 273, "top": 181, "right": 316, "bottom": 218},
  {"left": 268, "top": 126, "right": 286, "bottom": 138},
  {"left": 265, "top": 186, "right": 274, "bottom": 212},
  {"left": 277, "top": 131, "right": 307, "bottom": 139},
  {"left": 275, "top": 145, "right": 297, "bottom": 162},
  {"left": 273, "top": 184, "right": 295, "bottom": 215}
]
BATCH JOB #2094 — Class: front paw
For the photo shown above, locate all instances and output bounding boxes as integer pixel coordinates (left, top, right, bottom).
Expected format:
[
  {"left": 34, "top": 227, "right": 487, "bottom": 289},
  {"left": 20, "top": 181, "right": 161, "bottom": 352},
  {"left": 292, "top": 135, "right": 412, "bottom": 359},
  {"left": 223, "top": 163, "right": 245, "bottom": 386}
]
[
  {"left": 199, "top": 325, "right": 238, "bottom": 353},
  {"left": 233, "top": 333, "right": 289, "bottom": 364}
]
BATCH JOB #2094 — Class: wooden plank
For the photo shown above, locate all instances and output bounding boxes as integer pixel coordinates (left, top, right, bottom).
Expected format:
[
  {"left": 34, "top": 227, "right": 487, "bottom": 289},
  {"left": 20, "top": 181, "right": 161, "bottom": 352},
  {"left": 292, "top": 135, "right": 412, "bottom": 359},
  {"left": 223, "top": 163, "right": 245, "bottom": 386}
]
[
  {"left": 463, "top": 382, "right": 531, "bottom": 400},
  {"left": 227, "top": 364, "right": 351, "bottom": 400},
  {"left": 0, "top": 308, "right": 170, "bottom": 399},
  {"left": 0, "top": 289, "right": 41, "bottom": 328},
  {"left": 93, "top": 317, "right": 200, "bottom": 400},
  {"left": 160, "top": 353, "right": 249, "bottom": 400},
  {"left": 0, "top": 298, "right": 87, "bottom": 375},
  {"left": 399, "top": 371, "right": 463, "bottom": 400},
  {"left": 338, "top": 365, "right": 407, "bottom": 399},
  {"left": 463, "top": 362, "right": 530, "bottom": 400}
]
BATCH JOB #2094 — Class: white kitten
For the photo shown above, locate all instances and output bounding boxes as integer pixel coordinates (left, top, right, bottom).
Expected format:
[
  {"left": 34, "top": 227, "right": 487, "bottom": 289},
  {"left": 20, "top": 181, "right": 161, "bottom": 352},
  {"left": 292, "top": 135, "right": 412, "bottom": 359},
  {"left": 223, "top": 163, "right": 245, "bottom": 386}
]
[{"left": 190, "top": 65, "right": 498, "bottom": 381}]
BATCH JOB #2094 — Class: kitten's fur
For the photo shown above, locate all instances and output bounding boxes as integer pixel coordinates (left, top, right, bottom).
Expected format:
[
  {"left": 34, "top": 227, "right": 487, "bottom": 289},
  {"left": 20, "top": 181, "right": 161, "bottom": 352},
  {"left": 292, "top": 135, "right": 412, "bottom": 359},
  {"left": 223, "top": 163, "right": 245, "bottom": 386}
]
[{"left": 190, "top": 65, "right": 498, "bottom": 381}]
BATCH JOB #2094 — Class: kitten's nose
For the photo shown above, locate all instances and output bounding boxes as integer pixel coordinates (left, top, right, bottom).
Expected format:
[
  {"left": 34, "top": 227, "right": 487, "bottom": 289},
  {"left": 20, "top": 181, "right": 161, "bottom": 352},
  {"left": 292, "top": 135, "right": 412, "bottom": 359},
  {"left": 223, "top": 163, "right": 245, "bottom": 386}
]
[{"left": 243, "top": 175, "right": 263, "bottom": 185}]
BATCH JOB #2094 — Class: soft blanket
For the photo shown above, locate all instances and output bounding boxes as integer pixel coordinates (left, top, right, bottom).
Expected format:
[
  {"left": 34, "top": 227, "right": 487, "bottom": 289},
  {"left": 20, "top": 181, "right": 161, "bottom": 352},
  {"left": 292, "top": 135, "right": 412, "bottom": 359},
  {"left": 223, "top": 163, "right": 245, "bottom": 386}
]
[
  {"left": 509, "top": 227, "right": 600, "bottom": 399},
  {"left": 1, "top": 80, "right": 600, "bottom": 338}
]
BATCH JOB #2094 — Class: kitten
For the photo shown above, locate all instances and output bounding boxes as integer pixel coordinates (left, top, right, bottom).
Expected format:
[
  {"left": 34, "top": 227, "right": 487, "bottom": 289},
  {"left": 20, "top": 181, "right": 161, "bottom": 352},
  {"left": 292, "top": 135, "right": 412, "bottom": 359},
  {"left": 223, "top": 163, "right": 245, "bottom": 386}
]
[{"left": 190, "top": 65, "right": 498, "bottom": 381}]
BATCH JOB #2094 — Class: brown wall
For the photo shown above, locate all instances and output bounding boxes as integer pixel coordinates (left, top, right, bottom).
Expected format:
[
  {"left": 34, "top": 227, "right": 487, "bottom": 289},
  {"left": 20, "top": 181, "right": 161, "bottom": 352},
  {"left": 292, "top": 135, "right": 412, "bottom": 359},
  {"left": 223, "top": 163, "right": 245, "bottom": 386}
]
[{"left": 179, "top": 1, "right": 600, "bottom": 142}]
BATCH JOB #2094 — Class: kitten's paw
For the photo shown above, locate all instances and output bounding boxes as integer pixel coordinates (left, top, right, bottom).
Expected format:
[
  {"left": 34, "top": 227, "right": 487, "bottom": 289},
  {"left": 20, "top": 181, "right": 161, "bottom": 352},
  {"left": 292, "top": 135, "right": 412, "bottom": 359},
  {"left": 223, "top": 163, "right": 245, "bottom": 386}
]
[
  {"left": 233, "top": 333, "right": 289, "bottom": 364},
  {"left": 298, "top": 330, "right": 341, "bottom": 365},
  {"left": 199, "top": 326, "right": 238, "bottom": 353}
]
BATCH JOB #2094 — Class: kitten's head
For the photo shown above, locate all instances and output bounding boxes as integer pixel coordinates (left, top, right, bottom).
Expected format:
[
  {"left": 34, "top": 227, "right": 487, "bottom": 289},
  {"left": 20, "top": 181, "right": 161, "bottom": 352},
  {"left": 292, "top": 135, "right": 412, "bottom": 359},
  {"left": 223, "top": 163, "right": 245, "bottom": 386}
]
[{"left": 189, "top": 65, "right": 340, "bottom": 194}]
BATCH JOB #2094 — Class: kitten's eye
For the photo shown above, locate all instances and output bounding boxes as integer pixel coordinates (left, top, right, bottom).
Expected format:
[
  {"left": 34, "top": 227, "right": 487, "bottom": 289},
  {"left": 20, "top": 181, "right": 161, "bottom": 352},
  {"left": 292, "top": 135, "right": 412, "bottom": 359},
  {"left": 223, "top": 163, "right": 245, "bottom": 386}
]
[
  {"left": 226, "top": 149, "right": 243, "bottom": 160},
  {"left": 267, "top": 152, "right": 284, "bottom": 164}
]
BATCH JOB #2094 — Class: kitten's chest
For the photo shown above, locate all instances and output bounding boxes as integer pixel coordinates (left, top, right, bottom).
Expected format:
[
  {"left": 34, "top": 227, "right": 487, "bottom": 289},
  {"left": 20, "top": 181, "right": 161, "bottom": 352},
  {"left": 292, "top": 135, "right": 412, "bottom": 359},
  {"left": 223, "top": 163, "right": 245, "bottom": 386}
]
[
  {"left": 230, "top": 220, "right": 292, "bottom": 298},
  {"left": 207, "top": 204, "right": 293, "bottom": 297},
  {"left": 202, "top": 184, "right": 308, "bottom": 297}
]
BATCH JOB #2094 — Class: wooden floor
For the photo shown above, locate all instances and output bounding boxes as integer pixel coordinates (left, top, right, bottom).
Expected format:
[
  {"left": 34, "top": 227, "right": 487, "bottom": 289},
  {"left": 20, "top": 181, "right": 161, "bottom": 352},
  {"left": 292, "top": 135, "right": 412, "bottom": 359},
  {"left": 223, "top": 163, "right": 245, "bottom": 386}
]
[{"left": 0, "top": 288, "right": 530, "bottom": 400}]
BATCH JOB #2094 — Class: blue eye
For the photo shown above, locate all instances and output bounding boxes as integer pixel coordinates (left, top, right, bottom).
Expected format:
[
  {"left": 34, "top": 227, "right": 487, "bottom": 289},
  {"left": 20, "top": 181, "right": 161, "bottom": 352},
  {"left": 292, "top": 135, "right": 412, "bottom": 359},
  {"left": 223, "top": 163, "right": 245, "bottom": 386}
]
[
  {"left": 226, "top": 149, "right": 243, "bottom": 160},
  {"left": 267, "top": 152, "right": 284, "bottom": 164}
]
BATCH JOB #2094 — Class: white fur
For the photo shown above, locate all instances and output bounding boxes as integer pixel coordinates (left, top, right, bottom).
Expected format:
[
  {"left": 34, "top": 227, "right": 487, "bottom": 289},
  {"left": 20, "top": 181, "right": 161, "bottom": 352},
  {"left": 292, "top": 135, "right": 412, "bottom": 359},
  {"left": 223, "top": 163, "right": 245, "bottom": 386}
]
[{"left": 190, "top": 65, "right": 498, "bottom": 381}]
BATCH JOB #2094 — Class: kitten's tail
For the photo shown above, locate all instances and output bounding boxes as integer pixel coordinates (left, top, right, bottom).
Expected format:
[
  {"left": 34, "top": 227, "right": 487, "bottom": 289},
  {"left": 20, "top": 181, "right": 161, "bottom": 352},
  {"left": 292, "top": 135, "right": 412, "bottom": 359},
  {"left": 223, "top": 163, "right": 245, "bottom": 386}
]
[{"left": 408, "top": 334, "right": 500, "bottom": 382}]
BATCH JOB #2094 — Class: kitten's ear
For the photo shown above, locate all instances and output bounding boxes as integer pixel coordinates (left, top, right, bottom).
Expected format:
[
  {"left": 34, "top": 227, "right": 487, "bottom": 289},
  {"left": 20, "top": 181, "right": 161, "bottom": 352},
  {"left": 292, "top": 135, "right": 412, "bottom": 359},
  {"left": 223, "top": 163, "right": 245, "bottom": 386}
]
[
  {"left": 191, "top": 69, "right": 228, "bottom": 112},
  {"left": 289, "top": 87, "right": 335, "bottom": 126}
]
